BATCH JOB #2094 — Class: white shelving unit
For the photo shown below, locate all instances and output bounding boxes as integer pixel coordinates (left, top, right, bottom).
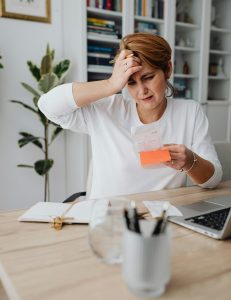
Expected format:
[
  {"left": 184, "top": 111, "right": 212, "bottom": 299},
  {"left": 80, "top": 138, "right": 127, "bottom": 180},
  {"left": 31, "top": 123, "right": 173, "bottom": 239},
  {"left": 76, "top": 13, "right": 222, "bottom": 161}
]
[
  {"left": 172, "top": 0, "right": 205, "bottom": 102},
  {"left": 206, "top": 0, "right": 231, "bottom": 141},
  {"left": 86, "top": 5, "right": 122, "bottom": 81}
]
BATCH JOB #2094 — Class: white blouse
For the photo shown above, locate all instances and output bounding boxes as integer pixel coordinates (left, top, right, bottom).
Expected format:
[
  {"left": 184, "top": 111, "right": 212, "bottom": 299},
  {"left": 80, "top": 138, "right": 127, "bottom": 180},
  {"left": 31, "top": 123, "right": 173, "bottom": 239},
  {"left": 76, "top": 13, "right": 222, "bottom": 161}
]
[{"left": 38, "top": 83, "right": 223, "bottom": 199}]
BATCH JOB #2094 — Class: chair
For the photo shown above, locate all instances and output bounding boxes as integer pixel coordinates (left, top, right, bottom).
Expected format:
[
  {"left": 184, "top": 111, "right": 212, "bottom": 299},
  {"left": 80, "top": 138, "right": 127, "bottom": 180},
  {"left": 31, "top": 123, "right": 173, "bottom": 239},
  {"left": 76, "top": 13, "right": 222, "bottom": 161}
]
[
  {"left": 63, "top": 160, "right": 93, "bottom": 203},
  {"left": 214, "top": 142, "right": 231, "bottom": 181}
]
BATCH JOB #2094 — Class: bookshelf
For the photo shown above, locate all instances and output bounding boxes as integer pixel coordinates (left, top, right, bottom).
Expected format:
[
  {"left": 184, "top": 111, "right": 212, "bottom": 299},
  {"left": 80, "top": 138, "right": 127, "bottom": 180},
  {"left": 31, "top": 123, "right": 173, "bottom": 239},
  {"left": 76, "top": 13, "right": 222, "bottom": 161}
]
[
  {"left": 86, "top": 3, "right": 122, "bottom": 82},
  {"left": 173, "top": 0, "right": 204, "bottom": 102},
  {"left": 207, "top": 0, "right": 231, "bottom": 142}
]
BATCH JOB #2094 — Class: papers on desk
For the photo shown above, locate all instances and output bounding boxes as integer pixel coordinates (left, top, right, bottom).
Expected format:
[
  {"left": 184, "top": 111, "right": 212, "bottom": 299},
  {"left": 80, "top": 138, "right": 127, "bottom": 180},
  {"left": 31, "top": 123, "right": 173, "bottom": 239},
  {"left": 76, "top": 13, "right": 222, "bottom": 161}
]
[
  {"left": 18, "top": 198, "right": 93, "bottom": 224},
  {"left": 143, "top": 201, "right": 183, "bottom": 218}
]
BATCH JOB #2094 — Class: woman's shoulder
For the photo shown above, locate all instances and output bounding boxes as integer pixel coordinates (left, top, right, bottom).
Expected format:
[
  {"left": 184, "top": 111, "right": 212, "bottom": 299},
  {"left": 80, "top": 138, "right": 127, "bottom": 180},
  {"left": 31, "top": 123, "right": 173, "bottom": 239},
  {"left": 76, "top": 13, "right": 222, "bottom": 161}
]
[{"left": 168, "top": 99, "right": 201, "bottom": 112}]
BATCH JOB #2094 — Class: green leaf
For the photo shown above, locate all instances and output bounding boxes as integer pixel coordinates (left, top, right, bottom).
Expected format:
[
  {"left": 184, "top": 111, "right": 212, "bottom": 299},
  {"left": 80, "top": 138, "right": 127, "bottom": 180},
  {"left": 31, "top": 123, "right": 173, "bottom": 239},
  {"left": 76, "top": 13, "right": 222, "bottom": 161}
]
[
  {"left": 53, "top": 59, "right": 70, "bottom": 79},
  {"left": 21, "top": 82, "right": 41, "bottom": 98},
  {"left": 40, "top": 54, "right": 52, "bottom": 75},
  {"left": 38, "top": 73, "right": 59, "bottom": 93},
  {"left": 18, "top": 132, "right": 43, "bottom": 149},
  {"left": 10, "top": 100, "right": 38, "bottom": 114},
  {"left": 33, "top": 95, "right": 40, "bottom": 107},
  {"left": 34, "top": 159, "right": 54, "bottom": 175},
  {"left": 51, "top": 126, "right": 63, "bottom": 142},
  {"left": 27, "top": 61, "right": 41, "bottom": 81},
  {"left": 17, "top": 164, "right": 33, "bottom": 168},
  {"left": 38, "top": 109, "right": 47, "bottom": 126},
  {"left": 51, "top": 49, "right": 55, "bottom": 60},
  {"left": 46, "top": 44, "right": 50, "bottom": 55},
  {"left": 0, "top": 55, "right": 3, "bottom": 69}
]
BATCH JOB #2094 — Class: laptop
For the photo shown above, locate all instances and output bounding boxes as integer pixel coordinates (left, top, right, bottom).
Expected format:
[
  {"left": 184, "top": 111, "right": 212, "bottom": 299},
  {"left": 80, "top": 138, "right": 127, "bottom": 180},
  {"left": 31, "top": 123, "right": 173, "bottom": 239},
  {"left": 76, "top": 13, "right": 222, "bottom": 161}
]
[{"left": 169, "top": 195, "right": 231, "bottom": 239}]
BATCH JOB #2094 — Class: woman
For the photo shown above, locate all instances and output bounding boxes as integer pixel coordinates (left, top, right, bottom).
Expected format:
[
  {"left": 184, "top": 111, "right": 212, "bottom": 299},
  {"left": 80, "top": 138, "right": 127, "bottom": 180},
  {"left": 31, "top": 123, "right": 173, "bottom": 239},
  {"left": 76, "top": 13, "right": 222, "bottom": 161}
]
[{"left": 38, "top": 33, "right": 222, "bottom": 199}]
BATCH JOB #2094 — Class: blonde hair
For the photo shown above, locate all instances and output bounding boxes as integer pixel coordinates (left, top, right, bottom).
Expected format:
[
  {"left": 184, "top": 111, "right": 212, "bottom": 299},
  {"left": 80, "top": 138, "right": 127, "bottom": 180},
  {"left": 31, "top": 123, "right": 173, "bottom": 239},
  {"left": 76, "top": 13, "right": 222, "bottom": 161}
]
[{"left": 117, "top": 32, "right": 174, "bottom": 96}]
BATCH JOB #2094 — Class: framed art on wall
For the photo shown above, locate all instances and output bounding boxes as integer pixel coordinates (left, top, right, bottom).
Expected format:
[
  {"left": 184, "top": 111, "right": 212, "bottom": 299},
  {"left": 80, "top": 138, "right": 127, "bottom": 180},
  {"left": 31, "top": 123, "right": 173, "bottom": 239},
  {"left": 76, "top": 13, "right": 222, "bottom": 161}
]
[{"left": 0, "top": 0, "right": 51, "bottom": 23}]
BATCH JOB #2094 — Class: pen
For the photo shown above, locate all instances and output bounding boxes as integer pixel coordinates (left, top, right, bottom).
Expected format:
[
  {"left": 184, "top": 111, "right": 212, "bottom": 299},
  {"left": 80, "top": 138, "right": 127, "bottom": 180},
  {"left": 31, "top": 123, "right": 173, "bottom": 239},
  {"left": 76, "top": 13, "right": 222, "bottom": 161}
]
[
  {"left": 129, "top": 201, "right": 141, "bottom": 234},
  {"left": 160, "top": 215, "right": 169, "bottom": 233},
  {"left": 152, "top": 202, "right": 169, "bottom": 235},
  {"left": 124, "top": 208, "right": 131, "bottom": 230}
]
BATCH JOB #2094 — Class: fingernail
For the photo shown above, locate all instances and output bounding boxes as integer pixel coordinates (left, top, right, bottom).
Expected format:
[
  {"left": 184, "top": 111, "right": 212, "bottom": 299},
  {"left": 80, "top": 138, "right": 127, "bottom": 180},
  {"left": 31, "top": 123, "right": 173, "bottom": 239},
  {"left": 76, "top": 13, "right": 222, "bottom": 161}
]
[{"left": 126, "top": 53, "right": 134, "bottom": 58}]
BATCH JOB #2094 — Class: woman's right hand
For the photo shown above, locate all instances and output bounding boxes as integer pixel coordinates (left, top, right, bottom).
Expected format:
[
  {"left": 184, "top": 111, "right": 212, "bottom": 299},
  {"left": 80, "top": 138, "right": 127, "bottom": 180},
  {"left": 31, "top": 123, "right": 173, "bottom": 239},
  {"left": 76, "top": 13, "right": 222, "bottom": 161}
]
[{"left": 107, "top": 50, "right": 142, "bottom": 93}]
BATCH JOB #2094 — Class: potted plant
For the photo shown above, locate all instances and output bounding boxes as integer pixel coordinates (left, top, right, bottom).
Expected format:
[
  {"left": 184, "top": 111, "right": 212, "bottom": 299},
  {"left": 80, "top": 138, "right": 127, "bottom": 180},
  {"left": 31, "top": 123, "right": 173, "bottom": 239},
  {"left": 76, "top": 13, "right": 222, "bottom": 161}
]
[{"left": 11, "top": 45, "right": 70, "bottom": 201}]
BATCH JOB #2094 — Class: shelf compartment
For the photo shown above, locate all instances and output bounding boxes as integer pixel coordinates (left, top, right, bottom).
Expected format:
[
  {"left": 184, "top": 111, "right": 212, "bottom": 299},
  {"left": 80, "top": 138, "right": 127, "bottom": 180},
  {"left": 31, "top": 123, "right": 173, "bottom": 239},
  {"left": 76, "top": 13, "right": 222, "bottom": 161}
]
[
  {"left": 175, "top": 46, "right": 199, "bottom": 52},
  {"left": 88, "top": 65, "right": 113, "bottom": 74},
  {"left": 209, "top": 50, "right": 231, "bottom": 56},
  {"left": 211, "top": 26, "right": 231, "bottom": 34},
  {"left": 174, "top": 74, "right": 198, "bottom": 79},
  {"left": 134, "top": 15, "right": 164, "bottom": 24},
  {"left": 88, "top": 34, "right": 121, "bottom": 44},
  {"left": 87, "top": 7, "right": 122, "bottom": 19},
  {"left": 208, "top": 76, "right": 230, "bottom": 80},
  {"left": 207, "top": 79, "right": 230, "bottom": 101},
  {"left": 176, "top": 21, "right": 200, "bottom": 30}
]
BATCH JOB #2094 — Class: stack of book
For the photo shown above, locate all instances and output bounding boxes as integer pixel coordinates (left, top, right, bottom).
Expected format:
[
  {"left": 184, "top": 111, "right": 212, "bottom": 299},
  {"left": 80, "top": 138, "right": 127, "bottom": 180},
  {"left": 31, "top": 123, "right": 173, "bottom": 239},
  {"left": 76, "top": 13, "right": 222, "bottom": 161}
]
[
  {"left": 135, "top": 21, "right": 158, "bottom": 34},
  {"left": 87, "top": 17, "right": 119, "bottom": 40},
  {"left": 134, "top": 0, "right": 164, "bottom": 19},
  {"left": 88, "top": 44, "right": 117, "bottom": 68}
]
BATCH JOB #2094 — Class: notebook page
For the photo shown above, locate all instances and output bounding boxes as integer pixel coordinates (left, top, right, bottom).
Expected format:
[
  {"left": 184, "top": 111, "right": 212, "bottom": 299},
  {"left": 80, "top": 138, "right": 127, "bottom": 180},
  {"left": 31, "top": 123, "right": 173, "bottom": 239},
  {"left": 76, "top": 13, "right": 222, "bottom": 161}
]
[{"left": 18, "top": 201, "right": 93, "bottom": 224}]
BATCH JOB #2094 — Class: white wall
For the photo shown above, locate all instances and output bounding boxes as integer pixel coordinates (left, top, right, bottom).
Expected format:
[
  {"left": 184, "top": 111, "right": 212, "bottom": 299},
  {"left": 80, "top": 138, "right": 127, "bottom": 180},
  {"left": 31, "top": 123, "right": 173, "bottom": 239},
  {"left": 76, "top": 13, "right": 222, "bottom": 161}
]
[
  {"left": 0, "top": 0, "right": 68, "bottom": 210},
  {"left": 62, "top": 0, "right": 90, "bottom": 200}
]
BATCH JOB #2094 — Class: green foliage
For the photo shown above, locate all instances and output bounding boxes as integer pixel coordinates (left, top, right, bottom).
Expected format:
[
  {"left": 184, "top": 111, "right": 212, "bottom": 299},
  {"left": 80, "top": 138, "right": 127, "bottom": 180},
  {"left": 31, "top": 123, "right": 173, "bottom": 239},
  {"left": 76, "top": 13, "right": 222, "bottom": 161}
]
[
  {"left": 0, "top": 55, "right": 3, "bottom": 69},
  {"left": 18, "top": 132, "right": 43, "bottom": 149},
  {"left": 11, "top": 44, "right": 71, "bottom": 201},
  {"left": 27, "top": 61, "right": 40, "bottom": 81},
  {"left": 38, "top": 73, "right": 59, "bottom": 93},
  {"left": 34, "top": 159, "right": 54, "bottom": 175}
]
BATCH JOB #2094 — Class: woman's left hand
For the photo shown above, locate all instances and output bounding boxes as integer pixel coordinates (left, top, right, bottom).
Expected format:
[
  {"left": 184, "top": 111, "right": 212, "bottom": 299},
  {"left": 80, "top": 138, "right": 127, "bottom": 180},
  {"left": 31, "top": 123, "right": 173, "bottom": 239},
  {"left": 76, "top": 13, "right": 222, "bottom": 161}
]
[{"left": 161, "top": 144, "right": 194, "bottom": 171}]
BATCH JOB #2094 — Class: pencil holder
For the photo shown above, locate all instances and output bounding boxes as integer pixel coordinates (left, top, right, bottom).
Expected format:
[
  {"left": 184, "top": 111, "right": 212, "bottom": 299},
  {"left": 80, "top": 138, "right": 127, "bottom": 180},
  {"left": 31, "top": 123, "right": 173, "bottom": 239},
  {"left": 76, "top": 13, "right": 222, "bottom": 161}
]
[{"left": 122, "top": 221, "right": 171, "bottom": 298}]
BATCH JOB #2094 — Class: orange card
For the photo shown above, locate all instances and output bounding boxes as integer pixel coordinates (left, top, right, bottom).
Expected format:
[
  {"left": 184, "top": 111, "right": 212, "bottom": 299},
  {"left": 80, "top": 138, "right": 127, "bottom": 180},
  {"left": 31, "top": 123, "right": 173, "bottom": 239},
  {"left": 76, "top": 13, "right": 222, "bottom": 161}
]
[{"left": 139, "top": 149, "right": 171, "bottom": 166}]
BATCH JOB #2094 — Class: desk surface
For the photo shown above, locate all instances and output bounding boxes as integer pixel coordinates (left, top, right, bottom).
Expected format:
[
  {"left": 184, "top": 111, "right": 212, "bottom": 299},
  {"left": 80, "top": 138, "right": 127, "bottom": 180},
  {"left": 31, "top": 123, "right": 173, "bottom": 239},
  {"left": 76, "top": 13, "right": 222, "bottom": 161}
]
[{"left": 1, "top": 181, "right": 231, "bottom": 300}]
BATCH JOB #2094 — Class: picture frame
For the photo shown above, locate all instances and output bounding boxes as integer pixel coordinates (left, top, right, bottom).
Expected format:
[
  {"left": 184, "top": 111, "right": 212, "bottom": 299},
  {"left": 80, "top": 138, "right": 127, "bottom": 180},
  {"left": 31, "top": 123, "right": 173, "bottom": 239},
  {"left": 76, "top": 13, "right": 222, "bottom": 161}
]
[{"left": 0, "top": 0, "right": 51, "bottom": 23}]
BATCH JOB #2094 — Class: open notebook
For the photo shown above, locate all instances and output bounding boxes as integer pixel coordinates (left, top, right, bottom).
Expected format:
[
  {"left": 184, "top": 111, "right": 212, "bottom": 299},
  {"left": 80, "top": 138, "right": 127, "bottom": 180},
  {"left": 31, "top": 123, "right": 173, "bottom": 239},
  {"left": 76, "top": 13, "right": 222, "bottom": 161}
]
[{"left": 18, "top": 198, "right": 93, "bottom": 224}]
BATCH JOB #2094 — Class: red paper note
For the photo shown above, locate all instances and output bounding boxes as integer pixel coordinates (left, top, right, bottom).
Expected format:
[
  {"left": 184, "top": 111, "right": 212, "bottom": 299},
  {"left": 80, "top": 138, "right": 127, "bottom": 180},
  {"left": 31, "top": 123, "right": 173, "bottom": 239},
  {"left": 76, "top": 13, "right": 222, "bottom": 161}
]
[{"left": 140, "top": 149, "right": 171, "bottom": 166}]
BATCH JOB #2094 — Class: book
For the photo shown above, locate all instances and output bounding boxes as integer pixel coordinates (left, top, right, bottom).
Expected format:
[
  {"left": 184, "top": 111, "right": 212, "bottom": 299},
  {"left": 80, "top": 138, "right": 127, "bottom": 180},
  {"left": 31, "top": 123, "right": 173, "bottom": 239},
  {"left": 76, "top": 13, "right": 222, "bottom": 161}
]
[
  {"left": 88, "top": 44, "right": 115, "bottom": 53},
  {"left": 88, "top": 56, "right": 111, "bottom": 66},
  {"left": 87, "top": 17, "right": 115, "bottom": 27},
  {"left": 18, "top": 198, "right": 93, "bottom": 224},
  {"left": 88, "top": 52, "right": 112, "bottom": 59}
]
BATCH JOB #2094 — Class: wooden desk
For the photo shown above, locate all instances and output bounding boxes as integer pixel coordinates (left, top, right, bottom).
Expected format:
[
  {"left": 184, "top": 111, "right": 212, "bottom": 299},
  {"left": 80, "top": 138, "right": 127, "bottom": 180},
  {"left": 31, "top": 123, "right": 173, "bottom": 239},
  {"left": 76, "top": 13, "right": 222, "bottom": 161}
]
[{"left": 1, "top": 181, "right": 231, "bottom": 300}]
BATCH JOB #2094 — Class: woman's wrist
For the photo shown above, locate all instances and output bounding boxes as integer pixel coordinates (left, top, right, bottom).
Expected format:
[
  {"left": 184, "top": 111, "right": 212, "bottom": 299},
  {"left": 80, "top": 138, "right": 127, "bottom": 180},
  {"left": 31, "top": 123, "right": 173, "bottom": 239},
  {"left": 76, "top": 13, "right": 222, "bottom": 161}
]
[{"left": 181, "top": 151, "right": 198, "bottom": 173}]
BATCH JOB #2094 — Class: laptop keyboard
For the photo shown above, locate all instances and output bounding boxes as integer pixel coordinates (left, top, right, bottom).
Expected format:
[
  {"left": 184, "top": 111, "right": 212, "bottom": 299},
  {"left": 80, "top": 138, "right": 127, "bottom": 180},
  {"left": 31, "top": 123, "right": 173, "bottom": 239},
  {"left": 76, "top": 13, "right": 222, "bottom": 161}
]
[{"left": 186, "top": 208, "right": 230, "bottom": 231}]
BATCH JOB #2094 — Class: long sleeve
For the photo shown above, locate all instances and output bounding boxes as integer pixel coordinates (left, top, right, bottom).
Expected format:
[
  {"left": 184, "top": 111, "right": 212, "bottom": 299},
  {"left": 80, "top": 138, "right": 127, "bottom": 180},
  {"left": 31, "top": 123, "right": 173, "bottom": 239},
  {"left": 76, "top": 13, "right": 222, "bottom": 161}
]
[
  {"left": 191, "top": 103, "right": 223, "bottom": 188},
  {"left": 38, "top": 83, "right": 89, "bottom": 134}
]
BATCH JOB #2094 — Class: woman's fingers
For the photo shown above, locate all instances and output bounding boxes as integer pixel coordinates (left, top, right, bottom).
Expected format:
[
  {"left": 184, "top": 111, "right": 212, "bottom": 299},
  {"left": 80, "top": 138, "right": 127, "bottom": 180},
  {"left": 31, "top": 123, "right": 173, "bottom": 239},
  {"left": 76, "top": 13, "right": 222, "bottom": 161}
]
[
  {"left": 161, "top": 144, "right": 190, "bottom": 170},
  {"left": 109, "top": 50, "right": 142, "bottom": 91}
]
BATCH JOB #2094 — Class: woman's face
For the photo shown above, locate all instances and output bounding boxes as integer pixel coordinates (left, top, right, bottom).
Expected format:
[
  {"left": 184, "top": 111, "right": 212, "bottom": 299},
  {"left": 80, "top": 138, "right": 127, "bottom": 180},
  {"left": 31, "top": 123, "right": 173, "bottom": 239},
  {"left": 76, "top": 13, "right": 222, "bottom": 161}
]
[{"left": 127, "top": 63, "right": 169, "bottom": 113}]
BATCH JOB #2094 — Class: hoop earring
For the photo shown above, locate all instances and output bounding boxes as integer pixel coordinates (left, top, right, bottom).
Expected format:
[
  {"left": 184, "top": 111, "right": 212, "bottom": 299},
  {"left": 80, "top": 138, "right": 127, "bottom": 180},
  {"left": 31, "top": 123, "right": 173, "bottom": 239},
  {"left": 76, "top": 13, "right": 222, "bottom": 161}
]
[{"left": 165, "top": 80, "right": 174, "bottom": 98}]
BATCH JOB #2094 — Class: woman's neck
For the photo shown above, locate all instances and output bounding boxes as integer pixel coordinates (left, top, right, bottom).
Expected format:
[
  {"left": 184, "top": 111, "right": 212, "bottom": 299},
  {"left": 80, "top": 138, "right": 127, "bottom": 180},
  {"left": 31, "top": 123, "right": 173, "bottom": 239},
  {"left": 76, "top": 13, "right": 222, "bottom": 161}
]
[{"left": 137, "top": 98, "right": 167, "bottom": 124}]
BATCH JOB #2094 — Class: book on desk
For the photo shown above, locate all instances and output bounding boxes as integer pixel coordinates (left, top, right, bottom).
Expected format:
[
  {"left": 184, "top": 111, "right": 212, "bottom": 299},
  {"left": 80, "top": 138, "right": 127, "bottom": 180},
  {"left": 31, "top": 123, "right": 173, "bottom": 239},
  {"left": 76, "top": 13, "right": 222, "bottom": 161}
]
[{"left": 18, "top": 198, "right": 93, "bottom": 224}]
